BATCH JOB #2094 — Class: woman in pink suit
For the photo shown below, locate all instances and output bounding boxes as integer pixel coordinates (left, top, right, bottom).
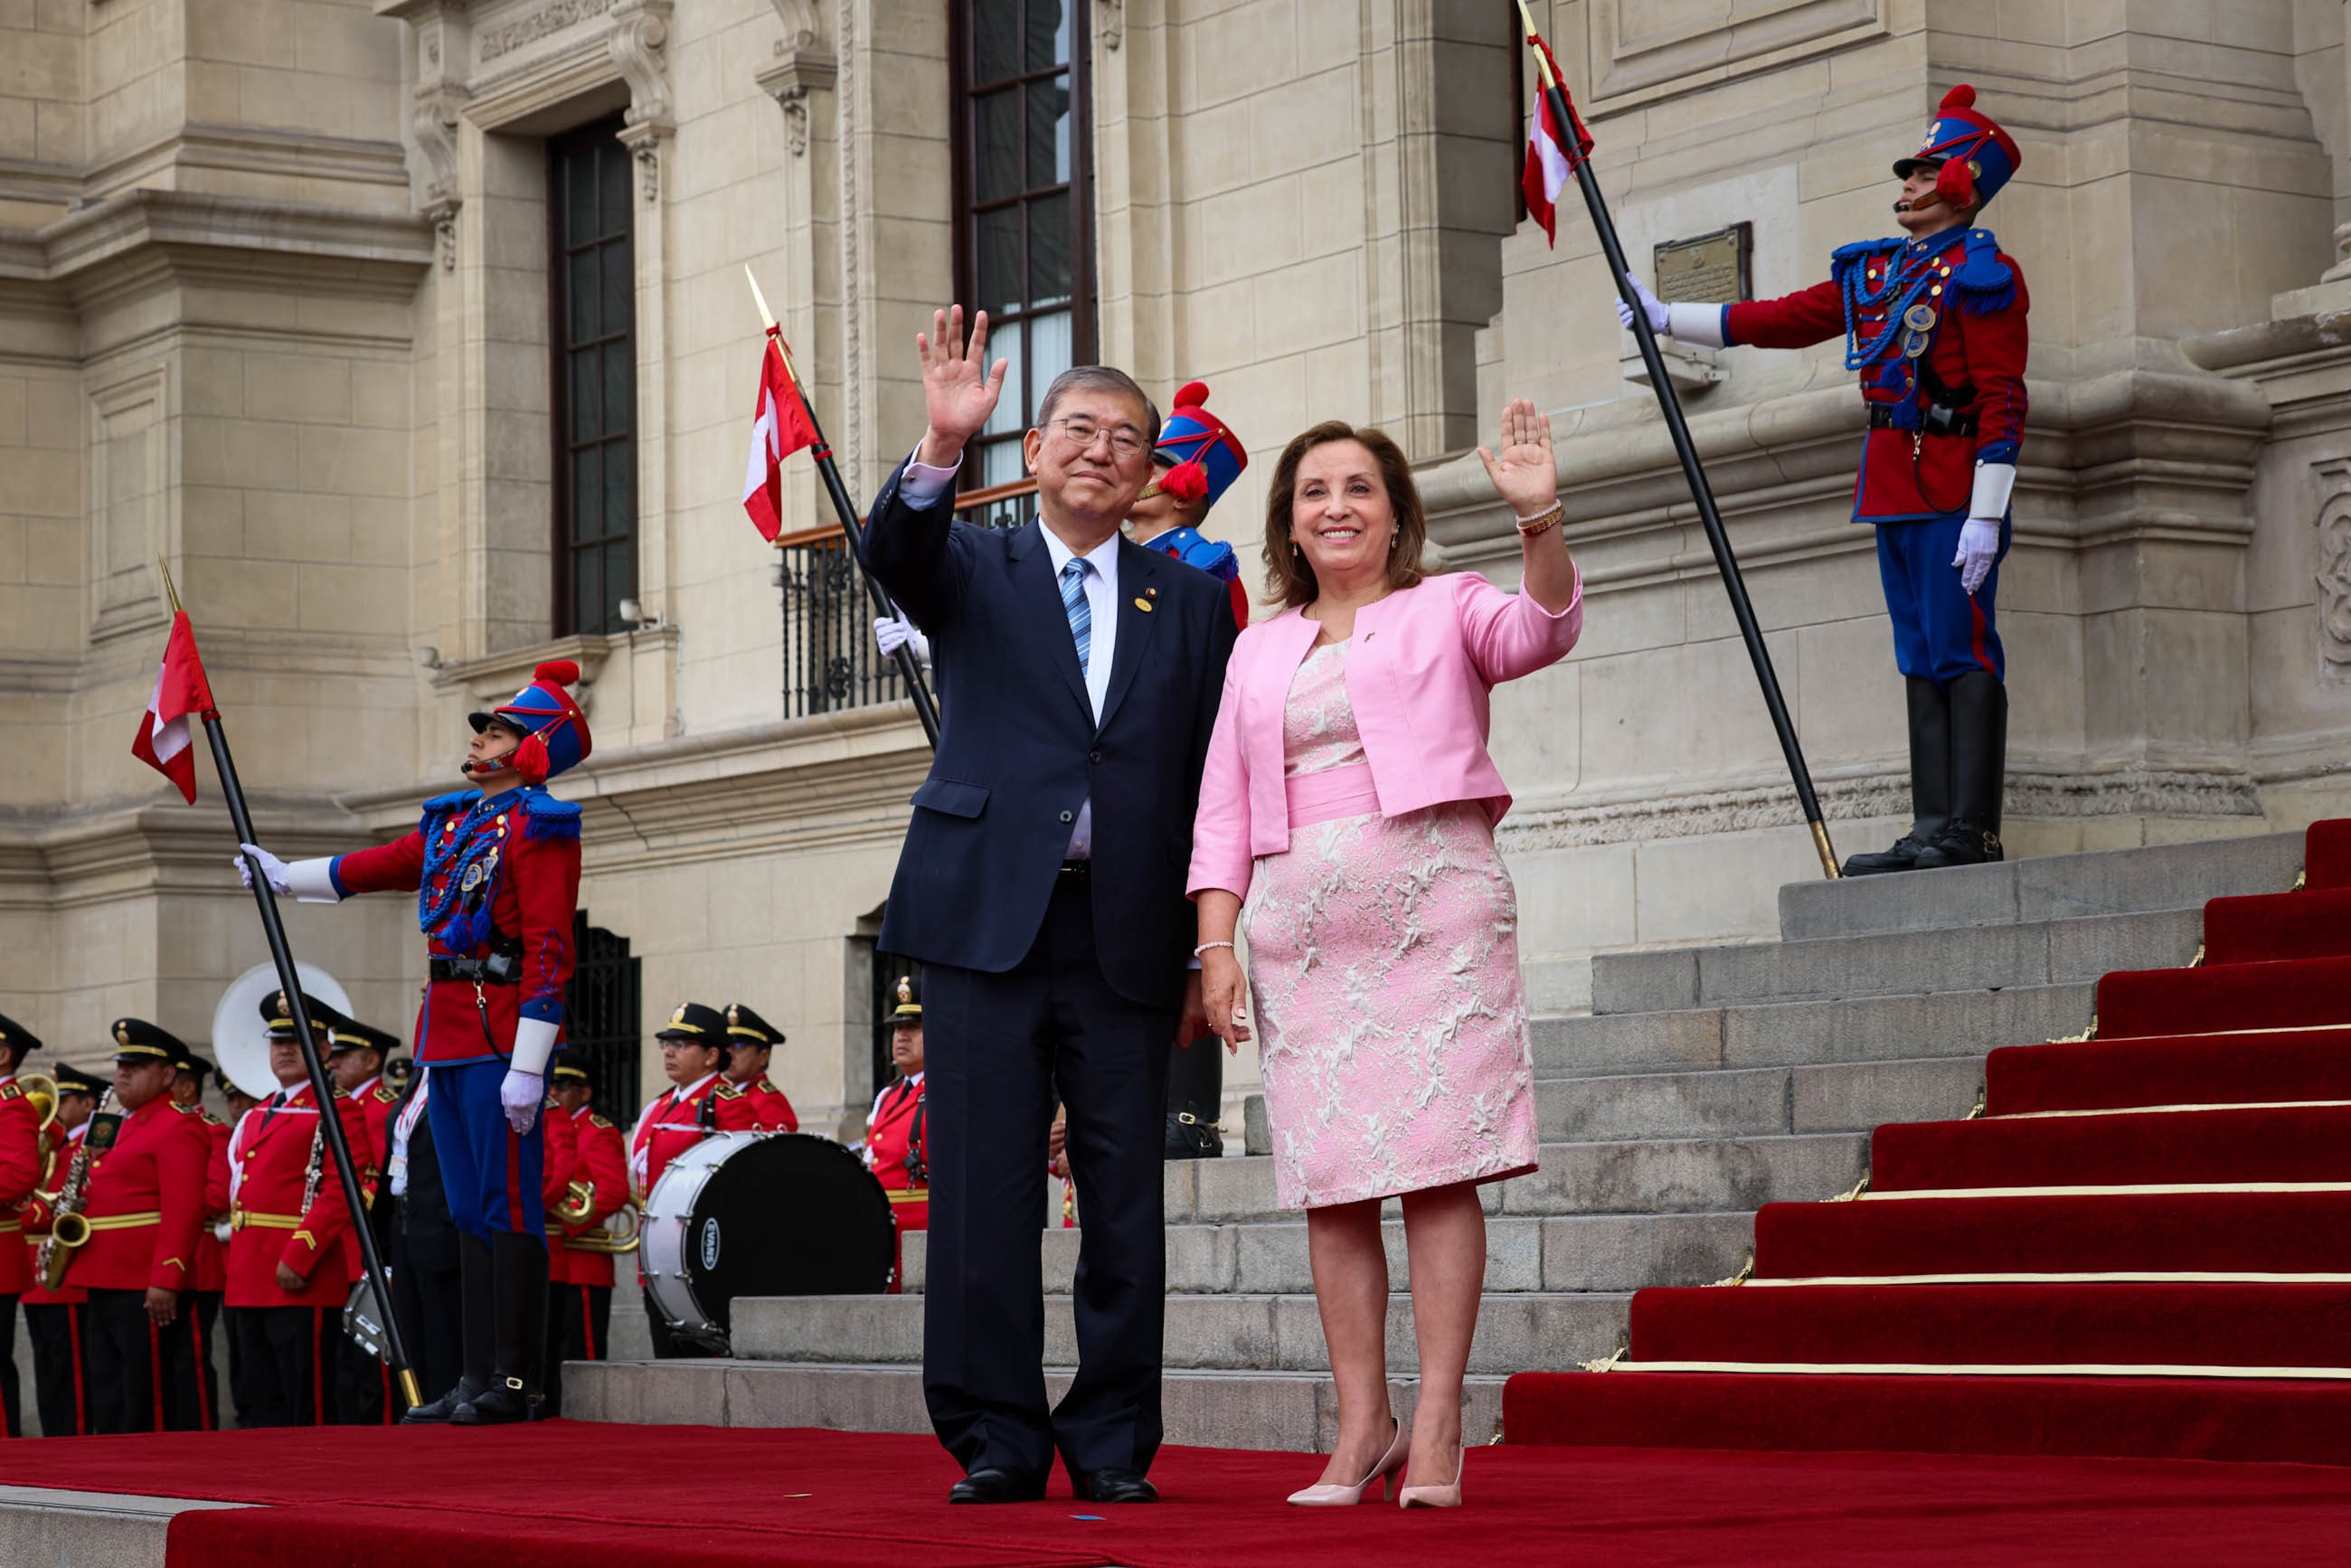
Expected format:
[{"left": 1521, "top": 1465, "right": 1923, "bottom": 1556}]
[{"left": 1193, "top": 401, "right": 1580, "bottom": 1510}]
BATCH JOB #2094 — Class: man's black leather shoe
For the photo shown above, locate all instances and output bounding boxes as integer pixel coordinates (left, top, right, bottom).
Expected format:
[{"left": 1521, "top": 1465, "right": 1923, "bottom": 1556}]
[
  {"left": 1841, "top": 834, "right": 1930, "bottom": 876},
  {"left": 450, "top": 1377, "right": 533, "bottom": 1425},
  {"left": 1072, "top": 1468, "right": 1158, "bottom": 1504},
  {"left": 949, "top": 1468, "right": 1047, "bottom": 1505},
  {"left": 401, "top": 1376, "right": 482, "bottom": 1424}
]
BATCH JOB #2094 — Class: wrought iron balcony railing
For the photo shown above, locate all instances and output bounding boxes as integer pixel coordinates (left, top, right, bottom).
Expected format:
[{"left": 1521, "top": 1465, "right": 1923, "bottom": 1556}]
[{"left": 777, "top": 477, "right": 1036, "bottom": 721}]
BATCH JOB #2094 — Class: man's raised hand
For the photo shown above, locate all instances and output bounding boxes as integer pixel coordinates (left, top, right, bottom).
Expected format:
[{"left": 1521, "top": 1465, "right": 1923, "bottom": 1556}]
[{"left": 917, "top": 305, "right": 1009, "bottom": 468}]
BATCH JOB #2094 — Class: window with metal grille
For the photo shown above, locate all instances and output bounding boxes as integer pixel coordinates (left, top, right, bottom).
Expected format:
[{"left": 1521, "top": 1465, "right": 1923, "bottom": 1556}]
[
  {"left": 550, "top": 117, "right": 637, "bottom": 637},
  {"left": 563, "top": 912, "right": 643, "bottom": 1128},
  {"left": 953, "top": 0, "right": 1094, "bottom": 491}
]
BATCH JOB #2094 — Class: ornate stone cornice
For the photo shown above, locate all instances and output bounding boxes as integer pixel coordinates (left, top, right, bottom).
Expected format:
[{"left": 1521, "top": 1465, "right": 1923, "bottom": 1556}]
[{"left": 756, "top": 0, "right": 837, "bottom": 158}]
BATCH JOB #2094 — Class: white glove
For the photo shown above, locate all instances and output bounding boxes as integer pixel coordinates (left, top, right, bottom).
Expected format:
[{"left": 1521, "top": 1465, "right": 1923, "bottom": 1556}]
[
  {"left": 1616, "top": 275, "right": 1670, "bottom": 335},
  {"left": 874, "top": 611, "right": 932, "bottom": 669},
  {"left": 236, "top": 844, "right": 344, "bottom": 903},
  {"left": 499, "top": 1069, "right": 543, "bottom": 1136},
  {"left": 1954, "top": 519, "right": 2000, "bottom": 596},
  {"left": 237, "top": 843, "right": 291, "bottom": 895}
]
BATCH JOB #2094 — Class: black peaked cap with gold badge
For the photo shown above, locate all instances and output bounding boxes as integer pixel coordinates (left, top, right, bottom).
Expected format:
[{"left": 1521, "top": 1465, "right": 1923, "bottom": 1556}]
[
  {"left": 326, "top": 1016, "right": 401, "bottom": 1060},
  {"left": 549, "top": 1047, "right": 590, "bottom": 1085},
  {"left": 889, "top": 974, "right": 922, "bottom": 1022},
  {"left": 260, "top": 989, "right": 353, "bottom": 1043},
  {"left": 722, "top": 1003, "right": 783, "bottom": 1050},
  {"left": 51, "top": 1061, "right": 104, "bottom": 1097},
  {"left": 109, "top": 1016, "right": 188, "bottom": 1067},
  {"left": 656, "top": 1002, "right": 730, "bottom": 1051},
  {"left": 0, "top": 1010, "right": 42, "bottom": 1063}
]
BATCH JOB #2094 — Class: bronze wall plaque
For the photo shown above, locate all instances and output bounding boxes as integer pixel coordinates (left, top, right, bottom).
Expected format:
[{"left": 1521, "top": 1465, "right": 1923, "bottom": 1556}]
[{"left": 1654, "top": 222, "right": 1753, "bottom": 303}]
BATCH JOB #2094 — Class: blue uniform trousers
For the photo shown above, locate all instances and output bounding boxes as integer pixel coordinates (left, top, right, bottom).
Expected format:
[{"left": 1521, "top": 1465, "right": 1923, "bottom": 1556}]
[
  {"left": 1875, "top": 514, "right": 2010, "bottom": 685},
  {"left": 426, "top": 1059, "right": 544, "bottom": 1242}
]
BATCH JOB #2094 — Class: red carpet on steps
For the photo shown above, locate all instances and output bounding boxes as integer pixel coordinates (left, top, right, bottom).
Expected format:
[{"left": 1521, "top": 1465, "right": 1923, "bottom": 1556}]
[
  {"left": 9, "top": 1422, "right": 2351, "bottom": 1567},
  {"left": 1753, "top": 1190, "right": 2351, "bottom": 1278},
  {"left": 1984, "top": 1026, "right": 2351, "bottom": 1114},
  {"left": 2203, "top": 885, "right": 2351, "bottom": 965},
  {"left": 1629, "top": 1281, "right": 2351, "bottom": 1367},
  {"left": 1869, "top": 1102, "right": 2351, "bottom": 1189},
  {"left": 2309, "top": 818, "right": 2351, "bottom": 888},
  {"left": 2095, "top": 952, "right": 2351, "bottom": 1038}
]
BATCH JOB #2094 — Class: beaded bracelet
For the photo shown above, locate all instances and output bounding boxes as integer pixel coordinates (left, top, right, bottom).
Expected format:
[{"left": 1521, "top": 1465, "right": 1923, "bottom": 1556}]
[
  {"left": 1515, "top": 503, "right": 1564, "bottom": 538},
  {"left": 1193, "top": 940, "right": 1235, "bottom": 958}
]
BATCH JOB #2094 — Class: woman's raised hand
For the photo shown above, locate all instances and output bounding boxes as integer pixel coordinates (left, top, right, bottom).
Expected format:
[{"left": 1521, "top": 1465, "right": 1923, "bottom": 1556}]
[
  {"left": 1476, "top": 396, "right": 1558, "bottom": 521},
  {"left": 916, "top": 304, "right": 1009, "bottom": 467},
  {"left": 1201, "top": 949, "right": 1251, "bottom": 1055}
]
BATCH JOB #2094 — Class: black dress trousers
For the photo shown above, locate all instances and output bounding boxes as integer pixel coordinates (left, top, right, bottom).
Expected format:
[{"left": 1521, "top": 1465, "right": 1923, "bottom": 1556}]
[
  {"left": 225, "top": 1304, "right": 339, "bottom": 1427},
  {"left": 82, "top": 1287, "right": 175, "bottom": 1435},
  {"left": 921, "top": 873, "right": 1176, "bottom": 1482},
  {"left": 164, "top": 1290, "right": 222, "bottom": 1431},
  {"left": 24, "top": 1300, "right": 89, "bottom": 1437}
]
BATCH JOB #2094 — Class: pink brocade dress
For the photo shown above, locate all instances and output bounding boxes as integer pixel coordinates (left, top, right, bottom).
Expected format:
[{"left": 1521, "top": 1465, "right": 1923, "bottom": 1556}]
[{"left": 1242, "top": 641, "right": 1540, "bottom": 1211}]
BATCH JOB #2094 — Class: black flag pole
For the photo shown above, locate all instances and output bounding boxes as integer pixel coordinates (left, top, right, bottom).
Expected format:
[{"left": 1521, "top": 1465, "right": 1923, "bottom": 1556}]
[
  {"left": 159, "top": 561, "right": 423, "bottom": 1408},
  {"left": 1516, "top": 3, "right": 1841, "bottom": 879},
  {"left": 747, "top": 267, "right": 943, "bottom": 750}
]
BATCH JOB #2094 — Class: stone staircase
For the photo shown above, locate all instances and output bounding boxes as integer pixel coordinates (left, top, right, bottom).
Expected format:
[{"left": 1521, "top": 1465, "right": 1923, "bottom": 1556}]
[{"left": 567, "top": 830, "right": 2306, "bottom": 1450}]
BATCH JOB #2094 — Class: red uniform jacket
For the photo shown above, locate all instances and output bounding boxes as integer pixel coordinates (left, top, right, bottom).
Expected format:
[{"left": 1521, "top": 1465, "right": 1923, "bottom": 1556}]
[
  {"left": 39, "top": 1098, "right": 210, "bottom": 1295},
  {"left": 21, "top": 1123, "right": 84, "bottom": 1307},
  {"left": 714, "top": 1077, "right": 798, "bottom": 1134},
  {"left": 193, "top": 1111, "right": 231, "bottom": 1294},
  {"left": 543, "top": 1099, "right": 578, "bottom": 1286},
  {"left": 1723, "top": 227, "right": 2028, "bottom": 524},
  {"left": 560, "top": 1105, "right": 628, "bottom": 1290},
  {"left": 628, "top": 1073, "right": 726, "bottom": 1203},
  {"left": 328, "top": 787, "right": 582, "bottom": 1067},
  {"left": 224, "top": 1086, "right": 368, "bottom": 1308},
  {"left": 336, "top": 1077, "right": 397, "bottom": 1280},
  {"left": 865, "top": 1073, "right": 928, "bottom": 1231},
  {"left": 0, "top": 1078, "right": 44, "bottom": 1296}
]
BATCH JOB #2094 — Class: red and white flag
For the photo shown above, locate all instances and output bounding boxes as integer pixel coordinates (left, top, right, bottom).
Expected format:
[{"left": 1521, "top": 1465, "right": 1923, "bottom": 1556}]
[
  {"left": 742, "top": 333, "right": 821, "bottom": 542},
  {"left": 130, "top": 611, "right": 215, "bottom": 804},
  {"left": 1520, "top": 30, "right": 1591, "bottom": 248}
]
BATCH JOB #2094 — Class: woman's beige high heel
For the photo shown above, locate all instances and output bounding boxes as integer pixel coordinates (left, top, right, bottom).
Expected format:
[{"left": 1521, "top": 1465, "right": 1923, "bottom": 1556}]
[
  {"left": 1287, "top": 1418, "right": 1410, "bottom": 1506},
  {"left": 1396, "top": 1442, "right": 1464, "bottom": 1509}
]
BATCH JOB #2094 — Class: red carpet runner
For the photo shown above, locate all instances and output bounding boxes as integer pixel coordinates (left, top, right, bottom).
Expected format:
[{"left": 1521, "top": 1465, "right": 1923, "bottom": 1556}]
[
  {"left": 1506, "top": 817, "right": 2351, "bottom": 1465},
  {"left": 8, "top": 1423, "right": 2351, "bottom": 1566}
]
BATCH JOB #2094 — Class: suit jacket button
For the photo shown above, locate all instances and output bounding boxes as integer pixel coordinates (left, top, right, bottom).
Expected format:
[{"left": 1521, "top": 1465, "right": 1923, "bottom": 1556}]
[
  {"left": 1060, "top": 810, "right": 1074, "bottom": 823},
  {"left": 1089, "top": 750, "right": 1102, "bottom": 763}
]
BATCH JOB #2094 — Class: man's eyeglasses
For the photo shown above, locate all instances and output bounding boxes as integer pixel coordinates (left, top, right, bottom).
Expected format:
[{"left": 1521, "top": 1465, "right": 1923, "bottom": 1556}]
[{"left": 1042, "top": 417, "right": 1150, "bottom": 459}]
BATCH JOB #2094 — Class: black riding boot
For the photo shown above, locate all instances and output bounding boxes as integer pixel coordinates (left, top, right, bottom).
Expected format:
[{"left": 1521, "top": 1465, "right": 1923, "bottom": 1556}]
[
  {"left": 1842, "top": 675, "right": 1953, "bottom": 876},
  {"left": 1912, "top": 672, "right": 2006, "bottom": 868},
  {"left": 454, "top": 1231, "right": 548, "bottom": 1425},
  {"left": 403, "top": 1233, "right": 495, "bottom": 1423},
  {"left": 1164, "top": 1035, "right": 1224, "bottom": 1158}
]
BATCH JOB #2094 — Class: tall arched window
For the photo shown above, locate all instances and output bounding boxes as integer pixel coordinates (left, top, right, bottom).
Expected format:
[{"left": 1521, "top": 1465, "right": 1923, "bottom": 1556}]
[{"left": 952, "top": 0, "right": 1094, "bottom": 489}]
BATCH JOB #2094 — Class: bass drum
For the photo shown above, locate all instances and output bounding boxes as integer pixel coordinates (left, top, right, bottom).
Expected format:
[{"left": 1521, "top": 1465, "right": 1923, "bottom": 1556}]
[{"left": 641, "top": 1132, "right": 896, "bottom": 1352}]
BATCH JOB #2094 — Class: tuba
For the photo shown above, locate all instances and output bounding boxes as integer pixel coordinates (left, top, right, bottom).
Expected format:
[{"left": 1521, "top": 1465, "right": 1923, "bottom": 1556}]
[
  {"left": 17, "top": 1073, "right": 57, "bottom": 1136},
  {"left": 557, "top": 1181, "right": 640, "bottom": 1255}
]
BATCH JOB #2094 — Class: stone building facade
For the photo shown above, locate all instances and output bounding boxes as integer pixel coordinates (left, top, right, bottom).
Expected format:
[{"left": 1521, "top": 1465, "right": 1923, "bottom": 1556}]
[{"left": 4, "top": 0, "right": 2351, "bottom": 1138}]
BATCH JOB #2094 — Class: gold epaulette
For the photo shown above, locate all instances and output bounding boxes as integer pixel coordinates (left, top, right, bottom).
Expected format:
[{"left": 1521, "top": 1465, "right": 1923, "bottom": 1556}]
[
  {"left": 713, "top": 1083, "right": 743, "bottom": 1100},
  {"left": 590, "top": 1112, "right": 615, "bottom": 1130},
  {"left": 0, "top": 1083, "right": 18, "bottom": 1101},
  {"left": 203, "top": 1110, "right": 226, "bottom": 1127},
  {"left": 170, "top": 1100, "right": 199, "bottom": 1115},
  {"left": 759, "top": 1079, "right": 779, "bottom": 1093},
  {"left": 373, "top": 1083, "right": 398, "bottom": 1104}
]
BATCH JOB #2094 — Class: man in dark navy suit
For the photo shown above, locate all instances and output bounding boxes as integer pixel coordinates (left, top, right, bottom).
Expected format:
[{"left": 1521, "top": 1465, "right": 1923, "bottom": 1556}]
[{"left": 861, "top": 305, "right": 1238, "bottom": 1506}]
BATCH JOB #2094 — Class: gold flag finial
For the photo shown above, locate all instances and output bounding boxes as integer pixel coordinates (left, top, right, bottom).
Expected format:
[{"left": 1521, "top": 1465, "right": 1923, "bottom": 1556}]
[{"left": 156, "top": 555, "right": 184, "bottom": 615}]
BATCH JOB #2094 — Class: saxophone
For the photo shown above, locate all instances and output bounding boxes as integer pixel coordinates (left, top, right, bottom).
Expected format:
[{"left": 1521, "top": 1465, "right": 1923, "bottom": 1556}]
[
  {"left": 35, "top": 1091, "right": 118, "bottom": 1291},
  {"left": 302, "top": 1121, "right": 325, "bottom": 1217}
]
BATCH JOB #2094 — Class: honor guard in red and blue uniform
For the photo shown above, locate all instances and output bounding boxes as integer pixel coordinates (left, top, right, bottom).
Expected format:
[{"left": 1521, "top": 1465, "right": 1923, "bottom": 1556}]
[
  {"left": 865, "top": 977, "right": 929, "bottom": 1290},
  {"left": 22, "top": 1019, "right": 211, "bottom": 1434},
  {"left": 0, "top": 1012, "right": 44, "bottom": 1437},
  {"left": 543, "top": 1048, "right": 627, "bottom": 1413},
  {"left": 223, "top": 993, "right": 369, "bottom": 1427},
  {"left": 629, "top": 1003, "right": 731, "bottom": 1358},
  {"left": 1130, "top": 381, "right": 1251, "bottom": 631},
  {"left": 23, "top": 1060, "right": 98, "bottom": 1436},
  {"left": 1622, "top": 85, "right": 2028, "bottom": 875},
  {"left": 715, "top": 1004, "right": 798, "bottom": 1132},
  {"left": 236, "top": 659, "right": 590, "bottom": 1425},
  {"left": 165, "top": 1044, "right": 228, "bottom": 1431}
]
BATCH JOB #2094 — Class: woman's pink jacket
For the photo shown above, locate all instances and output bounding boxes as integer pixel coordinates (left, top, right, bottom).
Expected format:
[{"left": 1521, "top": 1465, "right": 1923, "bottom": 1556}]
[{"left": 1187, "top": 569, "right": 1582, "bottom": 902}]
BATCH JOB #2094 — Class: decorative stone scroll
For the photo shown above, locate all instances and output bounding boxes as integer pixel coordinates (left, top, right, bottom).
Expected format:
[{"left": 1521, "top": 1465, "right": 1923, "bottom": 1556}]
[
  {"left": 2318, "top": 459, "right": 2351, "bottom": 682},
  {"left": 609, "top": 0, "right": 675, "bottom": 202},
  {"left": 757, "top": 0, "right": 836, "bottom": 158}
]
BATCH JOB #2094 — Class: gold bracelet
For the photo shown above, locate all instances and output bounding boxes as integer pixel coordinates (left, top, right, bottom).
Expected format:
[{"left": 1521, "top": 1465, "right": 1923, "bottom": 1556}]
[{"left": 1515, "top": 503, "right": 1564, "bottom": 538}]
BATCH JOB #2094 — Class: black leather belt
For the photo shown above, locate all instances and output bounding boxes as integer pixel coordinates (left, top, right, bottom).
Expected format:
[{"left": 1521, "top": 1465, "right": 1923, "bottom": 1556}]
[
  {"left": 1058, "top": 860, "right": 1091, "bottom": 879},
  {"left": 430, "top": 949, "right": 522, "bottom": 984},
  {"left": 1869, "top": 404, "right": 1978, "bottom": 437}
]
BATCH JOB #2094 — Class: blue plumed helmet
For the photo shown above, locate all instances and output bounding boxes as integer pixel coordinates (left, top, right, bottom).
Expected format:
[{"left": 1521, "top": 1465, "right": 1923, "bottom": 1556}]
[
  {"left": 1893, "top": 85, "right": 2022, "bottom": 213},
  {"left": 469, "top": 659, "right": 592, "bottom": 785},
  {"left": 1152, "top": 382, "right": 1249, "bottom": 515}
]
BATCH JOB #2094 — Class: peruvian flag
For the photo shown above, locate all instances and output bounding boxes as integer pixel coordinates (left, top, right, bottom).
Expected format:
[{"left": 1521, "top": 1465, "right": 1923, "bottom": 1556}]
[
  {"left": 130, "top": 611, "right": 215, "bottom": 804},
  {"left": 1520, "top": 30, "right": 1591, "bottom": 248},
  {"left": 742, "top": 331, "right": 821, "bottom": 542}
]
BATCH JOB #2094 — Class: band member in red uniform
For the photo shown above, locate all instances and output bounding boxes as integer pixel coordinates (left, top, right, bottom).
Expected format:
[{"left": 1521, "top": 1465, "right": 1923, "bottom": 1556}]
[
  {"left": 864, "top": 977, "right": 928, "bottom": 1289},
  {"left": 1621, "top": 85, "right": 2027, "bottom": 876},
  {"left": 23, "top": 1062, "right": 96, "bottom": 1436},
  {"left": 238, "top": 660, "right": 588, "bottom": 1425},
  {"left": 166, "top": 1044, "right": 229, "bottom": 1431},
  {"left": 223, "top": 993, "right": 368, "bottom": 1427},
  {"left": 325, "top": 1016, "right": 401, "bottom": 1424},
  {"left": 0, "top": 1014, "right": 47, "bottom": 1437},
  {"left": 21, "top": 1020, "right": 210, "bottom": 1434},
  {"left": 540, "top": 1049, "right": 624, "bottom": 1414},
  {"left": 715, "top": 1005, "right": 798, "bottom": 1132},
  {"left": 629, "top": 1004, "right": 730, "bottom": 1358}
]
